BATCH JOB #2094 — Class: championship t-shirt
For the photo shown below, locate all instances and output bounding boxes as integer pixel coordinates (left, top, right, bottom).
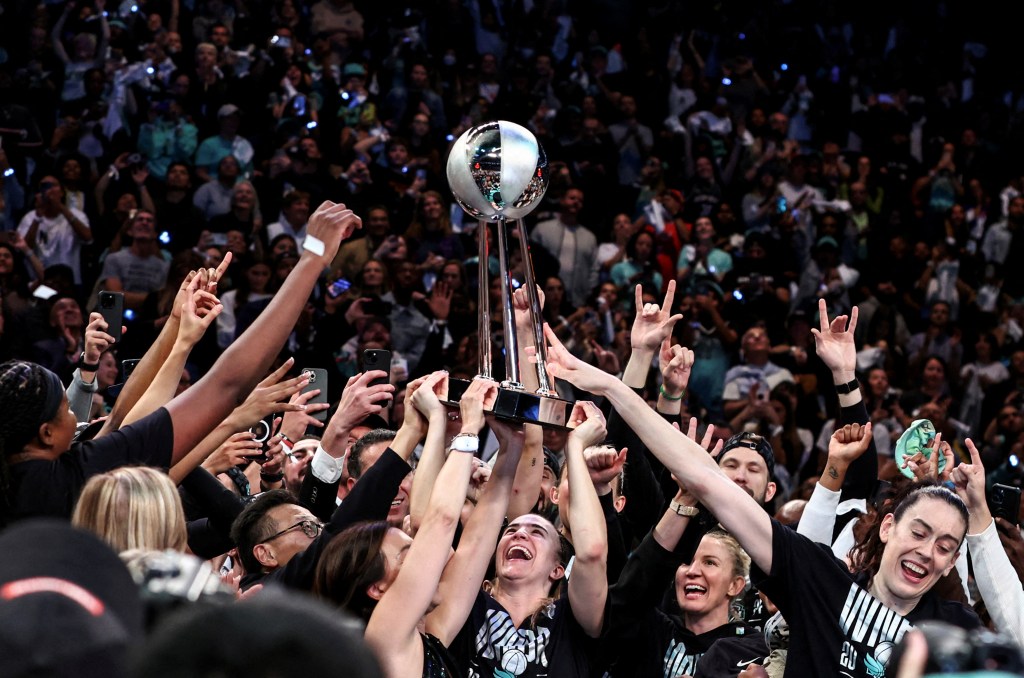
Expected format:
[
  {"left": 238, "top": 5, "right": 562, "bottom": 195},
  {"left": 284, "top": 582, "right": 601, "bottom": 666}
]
[
  {"left": 752, "top": 520, "right": 980, "bottom": 678},
  {"left": 449, "top": 589, "right": 600, "bottom": 677}
]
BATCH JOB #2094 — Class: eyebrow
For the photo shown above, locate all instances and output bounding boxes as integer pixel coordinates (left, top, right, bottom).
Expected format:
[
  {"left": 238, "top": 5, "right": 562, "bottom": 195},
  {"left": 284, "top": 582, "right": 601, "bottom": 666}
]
[{"left": 911, "top": 518, "right": 960, "bottom": 544}]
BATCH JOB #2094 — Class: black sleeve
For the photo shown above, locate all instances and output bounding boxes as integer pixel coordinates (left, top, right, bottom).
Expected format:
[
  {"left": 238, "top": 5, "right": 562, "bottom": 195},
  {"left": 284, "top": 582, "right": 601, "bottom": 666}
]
[
  {"left": 77, "top": 407, "right": 174, "bottom": 475},
  {"left": 265, "top": 448, "right": 412, "bottom": 591},
  {"left": 179, "top": 467, "right": 245, "bottom": 559},
  {"left": 606, "top": 389, "right": 665, "bottom": 547},
  {"left": 409, "top": 324, "right": 447, "bottom": 379},
  {"left": 605, "top": 530, "right": 681, "bottom": 638},
  {"left": 298, "top": 462, "right": 341, "bottom": 522},
  {"left": 600, "top": 491, "right": 628, "bottom": 584},
  {"left": 836, "top": 396, "right": 878, "bottom": 537}
]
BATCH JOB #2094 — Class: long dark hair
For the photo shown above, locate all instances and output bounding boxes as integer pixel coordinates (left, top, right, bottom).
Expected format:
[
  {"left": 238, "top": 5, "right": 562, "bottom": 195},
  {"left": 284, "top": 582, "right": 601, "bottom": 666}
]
[
  {"left": 848, "top": 480, "right": 969, "bottom": 576},
  {"left": 313, "top": 521, "right": 390, "bottom": 622}
]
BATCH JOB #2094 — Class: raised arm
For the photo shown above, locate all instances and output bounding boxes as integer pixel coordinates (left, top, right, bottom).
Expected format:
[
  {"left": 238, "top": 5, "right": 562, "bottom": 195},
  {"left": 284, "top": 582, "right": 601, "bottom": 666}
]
[
  {"left": 164, "top": 202, "right": 361, "bottom": 463},
  {"left": 408, "top": 372, "right": 455, "bottom": 534},
  {"left": 798, "top": 423, "right": 873, "bottom": 547},
  {"left": 365, "top": 378, "right": 495, "bottom": 675},
  {"left": 954, "top": 439, "right": 1024, "bottom": 646},
  {"left": 544, "top": 324, "right": 775, "bottom": 574},
  {"left": 427, "top": 415, "right": 525, "bottom": 644},
  {"left": 122, "top": 279, "right": 221, "bottom": 430},
  {"left": 565, "top": 401, "right": 611, "bottom": 637}
]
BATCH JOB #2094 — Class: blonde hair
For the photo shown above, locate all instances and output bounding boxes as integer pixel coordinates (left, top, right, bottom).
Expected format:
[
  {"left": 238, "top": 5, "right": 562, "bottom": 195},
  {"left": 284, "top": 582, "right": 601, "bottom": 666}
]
[{"left": 72, "top": 466, "right": 187, "bottom": 554}]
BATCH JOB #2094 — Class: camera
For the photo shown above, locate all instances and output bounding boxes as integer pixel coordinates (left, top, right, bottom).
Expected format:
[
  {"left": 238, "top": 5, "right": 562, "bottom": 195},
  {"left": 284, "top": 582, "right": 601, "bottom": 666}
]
[
  {"left": 247, "top": 415, "right": 274, "bottom": 464},
  {"left": 888, "top": 621, "right": 1024, "bottom": 675},
  {"left": 302, "top": 369, "right": 317, "bottom": 384}
]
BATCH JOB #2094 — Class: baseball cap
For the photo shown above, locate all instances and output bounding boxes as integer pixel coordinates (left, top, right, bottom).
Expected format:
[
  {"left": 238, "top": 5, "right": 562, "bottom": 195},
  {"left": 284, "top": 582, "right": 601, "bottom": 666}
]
[
  {"left": 343, "top": 63, "right": 367, "bottom": 77},
  {"left": 716, "top": 431, "right": 776, "bottom": 480},
  {"left": 542, "top": 447, "right": 562, "bottom": 478},
  {"left": 217, "top": 103, "right": 241, "bottom": 118},
  {"left": 0, "top": 520, "right": 144, "bottom": 678}
]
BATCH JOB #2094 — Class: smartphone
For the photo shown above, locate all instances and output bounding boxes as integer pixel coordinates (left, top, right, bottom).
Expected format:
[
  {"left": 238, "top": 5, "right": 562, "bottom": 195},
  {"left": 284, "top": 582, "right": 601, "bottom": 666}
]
[
  {"left": 208, "top": 232, "right": 229, "bottom": 247},
  {"left": 97, "top": 291, "right": 124, "bottom": 344},
  {"left": 362, "top": 349, "right": 392, "bottom": 389},
  {"left": 327, "top": 278, "right": 351, "bottom": 299},
  {"left": 248, "top": 415, "right": 275, "bottom": 464},
  {"left": 122, "top": 359, "right": 141, "bottom": 382},
  {"left": 294, "top": 94, "right": 306, "bottom": 117},
  {"left": 990, "top": 483, "right": 1022, "bottom": 526},
  {"left": 300, "top": 368, "right": 329, "bottom": 422},
  {"left": 415, "top": 168, "right": 427, "bottom": 181}
]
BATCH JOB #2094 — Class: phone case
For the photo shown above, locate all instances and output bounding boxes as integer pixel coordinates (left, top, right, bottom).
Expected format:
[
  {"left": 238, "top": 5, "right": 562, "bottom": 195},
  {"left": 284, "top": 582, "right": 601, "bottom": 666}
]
[
  {"left": 363, "top": 350, "right": 392, "bottom": 389},
  {"left": 300, "top": 368, "right": 330, "bottom": 422},
  {"left": 98, "top": 292, "right": 124, "bottom": 344}
]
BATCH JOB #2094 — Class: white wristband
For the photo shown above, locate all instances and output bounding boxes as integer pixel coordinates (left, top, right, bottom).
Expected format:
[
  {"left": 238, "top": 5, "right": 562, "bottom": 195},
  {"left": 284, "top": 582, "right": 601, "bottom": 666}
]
[
  {"left": 310, "top": 443, "right": 346, "bottom": 483},
  {"left": 449, "top": 433, "right": 479, "bottom": 454},
  {"left": 303, "top": 234, "right": 325, "bottom": 257}
]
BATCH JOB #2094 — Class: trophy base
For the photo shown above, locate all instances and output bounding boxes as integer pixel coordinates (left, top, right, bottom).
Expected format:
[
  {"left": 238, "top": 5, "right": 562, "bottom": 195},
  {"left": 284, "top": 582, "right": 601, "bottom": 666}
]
[
  {"left": 439, "top": 377, "right": 473, "bottom": 408},
  {"left": 492, "top": 387, "right": 574, "bottom": 430}
]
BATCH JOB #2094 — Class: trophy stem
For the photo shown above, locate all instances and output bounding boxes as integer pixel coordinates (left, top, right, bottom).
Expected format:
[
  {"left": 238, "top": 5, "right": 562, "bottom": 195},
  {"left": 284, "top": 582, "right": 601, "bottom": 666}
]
[
  {"left": 513, "top": 218, "right": 555, "bottom": 395},
  {"left": 495, "top": 217, "right": 522, "bottom": 388},
  {"left": 476, "top": 220, "right": 492, "bottom": 379}
]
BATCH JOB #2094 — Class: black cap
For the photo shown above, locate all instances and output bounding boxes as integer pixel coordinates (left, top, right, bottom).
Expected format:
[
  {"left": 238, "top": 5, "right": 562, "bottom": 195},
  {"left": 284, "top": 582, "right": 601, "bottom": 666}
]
[
  {"left": 542, "top": 447, "right": 561, "bottom": 477},
  {"left": 716, "top": 432, "right": 776, "bottom": 480}
]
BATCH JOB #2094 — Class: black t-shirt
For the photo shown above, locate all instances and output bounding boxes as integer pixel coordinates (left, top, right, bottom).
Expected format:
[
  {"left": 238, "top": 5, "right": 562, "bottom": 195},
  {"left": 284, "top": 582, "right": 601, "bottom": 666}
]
[
  {"left": 449, "top": 589, "right": 600, "bottom": 677},
  {"left": 7, "top": 408, "right": 174, "bottom": 522},
  {"left": 752, "top": 519, "right": 980, "bottom": 678}
]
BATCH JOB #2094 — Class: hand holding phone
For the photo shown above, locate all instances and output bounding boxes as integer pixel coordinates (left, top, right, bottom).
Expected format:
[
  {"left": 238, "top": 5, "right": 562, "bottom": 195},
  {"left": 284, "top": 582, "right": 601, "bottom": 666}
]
[
  {"left": 362, "top": 349, "right": 392, "bottom": 389},
  {"left": 97, "top": 291, "right": 124, "bottom": 344},
  {"left": 300, "top": 368, "right": 330, "bottom": 422}
]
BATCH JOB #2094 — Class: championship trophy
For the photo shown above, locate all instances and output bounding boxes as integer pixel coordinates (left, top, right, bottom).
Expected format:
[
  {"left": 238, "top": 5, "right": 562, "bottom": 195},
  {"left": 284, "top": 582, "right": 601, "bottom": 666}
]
[{"left": 443, "top": 121, "right": 574, "bottom": 429}]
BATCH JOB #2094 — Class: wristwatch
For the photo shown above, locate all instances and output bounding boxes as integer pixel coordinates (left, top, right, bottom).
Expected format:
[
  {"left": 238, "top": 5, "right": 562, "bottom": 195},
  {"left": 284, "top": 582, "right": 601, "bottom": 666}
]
[
  {"left": 834, "top": 378, "right": 859, "bottom": 395},
  {"left": 449, "top": 433, "right": 479, "bottom": 454},
  {"left": 669, "top": 500, "right": 699, "bottom": 517},
  {"left": 75, "top": 352, "right": 100, "bottom": 372}
]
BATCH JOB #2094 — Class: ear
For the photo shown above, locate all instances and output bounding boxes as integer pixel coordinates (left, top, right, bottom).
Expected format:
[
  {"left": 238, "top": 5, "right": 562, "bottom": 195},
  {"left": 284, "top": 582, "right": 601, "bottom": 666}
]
[
  {"left": 727, "top": 575, "right": 746, "bottom": 599},
  {"left": 346, "top": 477, "right": 357, "bottom": 492},
  {"left": 253, "top": 543, "right": 278, "bottom": 569},
  {"left": 879, "top": 513, "right": 895, "bottom": 544},
  {"left": 366, "top": 581, "right": 387, "bottom": 602},
  {"left": 548, "top": 563, "right": 565, "bottom": 584},
  {"left": 764, "top": 481, "right": 777, "bottom": 503},
  {"left": 941, "top": 551, "right": 960, "bottom": 578},
  {"left": 549, "top": 484, "right": 560, "bottom": 505},
  {"left": 613, "top": 495, "right": 626, "bottom": 513}
]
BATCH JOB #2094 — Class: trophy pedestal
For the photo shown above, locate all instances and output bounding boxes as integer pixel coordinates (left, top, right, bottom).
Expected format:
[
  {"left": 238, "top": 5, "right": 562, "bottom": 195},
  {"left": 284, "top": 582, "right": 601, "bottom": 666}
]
[
  {"left": 439, "top": 377, "right": 473, "bottom": 408},
  {"left": 492, "top": 387, "right": 573, "bottom": 430}
]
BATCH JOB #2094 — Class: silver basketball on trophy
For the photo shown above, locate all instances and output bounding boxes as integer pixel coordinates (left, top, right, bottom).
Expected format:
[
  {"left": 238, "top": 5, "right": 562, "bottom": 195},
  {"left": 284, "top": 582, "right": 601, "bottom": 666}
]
[{"left": 446, "top": 121, "right": 549, "bottom": 220}]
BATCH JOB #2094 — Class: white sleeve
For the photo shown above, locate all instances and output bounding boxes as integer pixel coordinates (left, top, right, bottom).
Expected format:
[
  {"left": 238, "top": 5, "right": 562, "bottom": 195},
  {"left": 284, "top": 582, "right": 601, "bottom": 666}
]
[
  {"left": 967, "top": 519, "right": 1024, "bottom": 647},
  {"left": 796, "top": 482, "right": 841, "bottom": 546},
  {"left": 310, "top": 444, "right": 346, "bottom": 484}
]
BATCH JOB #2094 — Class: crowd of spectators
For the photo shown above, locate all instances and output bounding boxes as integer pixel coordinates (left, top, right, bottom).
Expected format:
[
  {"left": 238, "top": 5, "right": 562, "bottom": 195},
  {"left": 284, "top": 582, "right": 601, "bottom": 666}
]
[{"left": 2, "top": 0, "right": 1024, "bottom": 676}]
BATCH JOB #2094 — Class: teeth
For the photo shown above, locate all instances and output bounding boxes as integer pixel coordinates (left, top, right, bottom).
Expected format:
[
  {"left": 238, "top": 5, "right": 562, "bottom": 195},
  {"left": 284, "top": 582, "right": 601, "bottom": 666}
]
[
  {"left": 508, "top": 545, "right": 533, "bottom": 560},
  {"left": 902, "top": 561, "right": 926, "bottom": 576},
  {"left": 391, "top": 500, "right": 402, "bottom": 507},
  {"left": 684, "top": 585, "right": 707, "bottom": 593}
]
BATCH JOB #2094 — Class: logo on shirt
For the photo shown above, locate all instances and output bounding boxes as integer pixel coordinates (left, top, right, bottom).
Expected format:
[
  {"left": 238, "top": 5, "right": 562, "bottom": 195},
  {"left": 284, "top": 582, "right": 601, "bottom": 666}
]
[
  {"left": 837, "top": 584, "right": 911, "bottom": 677},
  {"left": 662, "top": 640, "right": 702, "bottom": 678},
  {"left": 471, "top": 608, "right": 552, "bottom": 677}
]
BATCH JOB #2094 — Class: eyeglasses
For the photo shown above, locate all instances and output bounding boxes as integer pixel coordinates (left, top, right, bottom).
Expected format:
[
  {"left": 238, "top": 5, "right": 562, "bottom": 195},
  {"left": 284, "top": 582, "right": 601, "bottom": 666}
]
[{"left": 263, "top": 519, "right": 322, "bottom": 543}]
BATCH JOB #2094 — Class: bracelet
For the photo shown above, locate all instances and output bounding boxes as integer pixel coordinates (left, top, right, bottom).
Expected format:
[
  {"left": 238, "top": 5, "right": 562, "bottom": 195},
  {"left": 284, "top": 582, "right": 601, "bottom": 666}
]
[
  {"left": 659, "top": 383, "right": 684, "bottom": 401},
  {"left": 303, "top": 234, "right": 325, "bottom": 257},
  {"left": 259, "top": 471, "right": 284, "bottom": 482},
  {"left": 834, "top": 378, "right": 859, "bottom": 395},
  {"left": 669, "top": 500, "right": 699, "bottom": 517}
]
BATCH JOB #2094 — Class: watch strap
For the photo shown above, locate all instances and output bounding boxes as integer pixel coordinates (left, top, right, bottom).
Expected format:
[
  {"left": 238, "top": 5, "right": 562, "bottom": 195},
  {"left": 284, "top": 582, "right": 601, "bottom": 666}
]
[
  {"left": 834, "top": 378, "right": 859, "bottom": 394},
  {"left": 76, "top": 352, "right": 101, "bottom": 372}
]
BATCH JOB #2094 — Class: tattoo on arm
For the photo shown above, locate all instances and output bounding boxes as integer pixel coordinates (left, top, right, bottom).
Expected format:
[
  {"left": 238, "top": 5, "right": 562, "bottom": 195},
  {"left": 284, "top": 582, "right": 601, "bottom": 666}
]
[{"left": 827, "top": 465, "right": 839, "bottom": 480}]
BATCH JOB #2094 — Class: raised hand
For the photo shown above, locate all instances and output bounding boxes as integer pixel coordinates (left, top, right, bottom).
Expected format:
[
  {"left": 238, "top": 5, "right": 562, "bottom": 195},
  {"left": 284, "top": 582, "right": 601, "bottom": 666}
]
[
  {"left": 950, "top": 438, "right": 990, "bottom": 532},
  {"left": 458, "top": 378, "right": 498, "bottom": 436},
  {"left": 811, "top": 297, "right": 858, "bottom": 379},
  {"left": 201, "top": 431, "right": 265, "bottom": 474},
  {"left": 82, "top": 312, "right": 117, "bottom": 369},
  {"left": 828, "top": 422, "right": 874, "bottom": 468},
  {"left": 178, "top": 276, "right": 223, "bottom": 346},
  {"left": 305, "top": 201, "right": 363, "bottom": 266},
  {"left": 426, "top": 280, "right": 452, "bottom": 321},
  {"left": 902, "top": 432, "right": 953, "bottom": 484},
  {"left": 683, "top": 416, "right": 722, "bottom": 455},
  {"left": 660, "top": 337, "right": 694, "bottom": 396},
  {"left": 278, "top": 386, "right": 332, "bottom": 441},
  {"left": 410, "top": 371, "right": 447, "bottom": 421},
  {"left": 544, "top": 324, "right": 614, "bottom": 395},
  {"left": 584, "top": 445, "right": 627, "bottom": 492},
  {"left": 512, "top": 285, "right": 545, "bottom": 334},
  {"left": 589, "top": 339, "right": 620, "bottom": 375},
  {"left": 229, "top": 358, "right": 310, "bottom": 430},
  {"left": 567, "top": 401, "right": 608, "bottom": 450},
  {"left": 630, "top": 280, "right": 684, "bottom": 353}
]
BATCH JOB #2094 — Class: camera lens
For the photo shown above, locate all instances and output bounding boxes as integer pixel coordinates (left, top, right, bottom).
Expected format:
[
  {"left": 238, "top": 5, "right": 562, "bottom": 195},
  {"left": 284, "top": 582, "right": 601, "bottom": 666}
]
[{"left": 304, "top": 370, "right": 316, "bottom": 383}]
